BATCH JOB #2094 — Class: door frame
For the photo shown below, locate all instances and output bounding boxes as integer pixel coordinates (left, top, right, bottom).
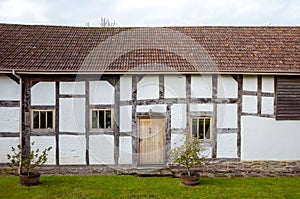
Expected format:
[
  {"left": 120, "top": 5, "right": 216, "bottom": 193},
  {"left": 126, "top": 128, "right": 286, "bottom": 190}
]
[{"left": 137, "top": 113, "right": 167, "bottom": 165}]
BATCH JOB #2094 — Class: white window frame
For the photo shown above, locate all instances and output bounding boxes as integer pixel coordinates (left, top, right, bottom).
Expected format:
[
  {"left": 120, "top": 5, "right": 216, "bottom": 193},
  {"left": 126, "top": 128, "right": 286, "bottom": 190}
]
[
  {"left": 90, "top": 109, "right": 114, "bottom": 130},
  {"left": 31, "top": 109, "right": 55, "bottom": 130},
  {"left": 190, "top": 116, "right": 212, "bottom": 141}
]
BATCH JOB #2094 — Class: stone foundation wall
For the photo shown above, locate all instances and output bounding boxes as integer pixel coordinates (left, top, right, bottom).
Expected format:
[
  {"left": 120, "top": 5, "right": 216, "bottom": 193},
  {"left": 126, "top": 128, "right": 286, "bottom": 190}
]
[
  {"left": 170, "top": 160, "right": 300, "bottom": 177},
  {"left": 1, "top": 161, "right": 299, "bottom": 177}
]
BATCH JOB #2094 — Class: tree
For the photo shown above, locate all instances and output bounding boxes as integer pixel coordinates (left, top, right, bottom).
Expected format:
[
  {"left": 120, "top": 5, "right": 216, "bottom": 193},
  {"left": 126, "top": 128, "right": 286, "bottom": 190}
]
[
  {"left": 85, "top": 17, "right": 117, "bottom": 27},
  {"left": 99, "top": 17, "right": 117, "bottom": 27}
]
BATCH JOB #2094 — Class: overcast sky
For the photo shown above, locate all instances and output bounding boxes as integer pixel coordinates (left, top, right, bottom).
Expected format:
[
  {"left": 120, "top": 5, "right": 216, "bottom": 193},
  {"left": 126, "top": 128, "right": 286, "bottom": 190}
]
[{"left": 0, "top": 0, "right": 299, "bottom": 27}]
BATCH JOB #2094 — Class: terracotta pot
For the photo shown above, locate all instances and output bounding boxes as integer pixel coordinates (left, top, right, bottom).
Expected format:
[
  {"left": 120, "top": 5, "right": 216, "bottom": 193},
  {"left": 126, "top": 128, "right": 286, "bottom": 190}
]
[
  {"left": 181, "top": 174, "right": 200, "bottom": 186},
  {"left": 19, "top": 173, "right": 41, "bottom": 186}
]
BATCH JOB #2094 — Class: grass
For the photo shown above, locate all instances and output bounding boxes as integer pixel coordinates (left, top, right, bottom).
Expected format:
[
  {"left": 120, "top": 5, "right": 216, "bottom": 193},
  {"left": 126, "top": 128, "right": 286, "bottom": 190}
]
[{"left": 0, "top": 175, "right": 299, "bottom": 199}]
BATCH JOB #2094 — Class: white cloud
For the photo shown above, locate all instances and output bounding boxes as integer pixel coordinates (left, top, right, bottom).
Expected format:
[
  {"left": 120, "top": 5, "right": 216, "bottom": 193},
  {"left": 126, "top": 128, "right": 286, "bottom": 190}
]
[
  {"left": 0, "top": 0, "right": 299, "bottom": 26},
  {"left": 0, "top": 0, "right": 49, "bottom": 24}
]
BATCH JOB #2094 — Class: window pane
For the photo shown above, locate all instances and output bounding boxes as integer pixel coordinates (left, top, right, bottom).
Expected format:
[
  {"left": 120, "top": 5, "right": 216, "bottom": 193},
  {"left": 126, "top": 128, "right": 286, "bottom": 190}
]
[
  {"left": 205, "top": 119, "right": 210, "bottom": 139},
  {"left": 199, "top": 119, "right": 204, "bottom": 139},
  {"left": 47, "top": 111, "right": 53, "bottom": 129},
  {"left": 33, "top": 111, "right": 39, "bottom": 129},
  {"left": 192, "top": 119, "right": 198, "bottom": 137},
  {"left": 92, "top": 111, "right": 98, "bottom": 128},
  {"left": 40, "top": 111, "right": 46, "bottom": 129},
  {"left": 99, "top": 111, "right": 104, "bottom": 128},
  {"left": 106, "top": 110, "right": 112, "bottom": 128}
]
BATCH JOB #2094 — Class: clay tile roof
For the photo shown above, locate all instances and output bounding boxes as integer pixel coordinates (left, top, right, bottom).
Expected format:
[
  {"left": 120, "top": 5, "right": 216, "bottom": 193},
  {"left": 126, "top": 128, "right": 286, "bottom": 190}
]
[{"left": 0, "top": 23, "right": 299, "bottom": 74}]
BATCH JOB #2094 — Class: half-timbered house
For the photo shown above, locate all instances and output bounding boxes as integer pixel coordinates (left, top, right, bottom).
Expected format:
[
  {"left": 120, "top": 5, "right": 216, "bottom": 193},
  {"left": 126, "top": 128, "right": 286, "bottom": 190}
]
[{"left": 0, "top": 24, "right": 299, "bottom": 167}]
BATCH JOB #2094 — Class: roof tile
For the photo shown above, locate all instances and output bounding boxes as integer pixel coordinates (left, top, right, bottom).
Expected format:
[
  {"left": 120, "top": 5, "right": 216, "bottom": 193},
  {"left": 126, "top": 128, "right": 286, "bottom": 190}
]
[{"left": 0, "top": 24, "right": 299, "bottom": 73}]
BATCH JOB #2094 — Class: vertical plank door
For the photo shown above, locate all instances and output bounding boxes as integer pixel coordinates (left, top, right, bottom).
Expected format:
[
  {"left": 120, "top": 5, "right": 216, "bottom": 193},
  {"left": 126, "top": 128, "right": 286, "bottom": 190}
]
[{"left": 138, "top": 117, "right": 166, "bottom": 164}]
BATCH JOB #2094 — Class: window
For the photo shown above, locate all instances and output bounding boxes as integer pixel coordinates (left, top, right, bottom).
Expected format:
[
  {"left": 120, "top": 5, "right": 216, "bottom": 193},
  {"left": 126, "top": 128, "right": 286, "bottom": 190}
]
[
  {"left": 191, "top": 117, "right": 211, "bottom": 140},
  {"left": 31, "top": 110, "right": 55, "bottom": 129},
  {"left": 91, "top": 109, "right": 113, "bottom": 129}
]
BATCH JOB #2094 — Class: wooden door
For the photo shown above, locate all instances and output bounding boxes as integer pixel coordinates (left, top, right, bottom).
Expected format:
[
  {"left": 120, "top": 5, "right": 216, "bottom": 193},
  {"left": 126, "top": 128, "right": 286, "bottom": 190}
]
[{"left": 138, "top": 117, "right": 166, "bottom": 164}]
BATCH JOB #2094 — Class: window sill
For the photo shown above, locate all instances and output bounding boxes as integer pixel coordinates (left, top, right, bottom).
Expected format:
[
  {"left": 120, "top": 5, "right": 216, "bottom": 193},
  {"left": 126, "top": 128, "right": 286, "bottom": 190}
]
[{"left": 30, "top": 129, "right": 55, "bottom": 136}]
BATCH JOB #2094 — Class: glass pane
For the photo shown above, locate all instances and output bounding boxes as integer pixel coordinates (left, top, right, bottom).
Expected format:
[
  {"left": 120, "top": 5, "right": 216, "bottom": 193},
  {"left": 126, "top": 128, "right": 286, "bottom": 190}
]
[
  {"left": 92, "top": 111, "right": 98, "bottom": 128},
  {"left": 205, "top": 119, "right": 210, "bottom": 139},
  {"left": 99, "top": 111, "right": 104, "bottom": 128},
  {"left": 40, "top": 111, "right": 46, "bottom": 129},
  {"left": 192, "top": 119, "right": 197, "bottom": 137},
  {"left": 199, "top": 119, "right": 204, "bottom": 139},
  {"left": 106, "top": 110, "right": 111, "bottom": 128},
  {"left": 47, "top": 111, "right": 53, "bottom": 129},
  {"left": 33, "top": 111, "right": 39, "bottom": 129}
]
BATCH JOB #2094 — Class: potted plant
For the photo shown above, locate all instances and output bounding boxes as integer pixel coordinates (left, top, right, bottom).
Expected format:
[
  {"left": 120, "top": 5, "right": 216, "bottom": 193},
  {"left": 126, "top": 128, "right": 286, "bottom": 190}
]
[
  {"left": 7, "top": 141, "right": 52, "bottom": 186},
  {"left": 169, "top": 135, "right": 206, "bottom": 186}
]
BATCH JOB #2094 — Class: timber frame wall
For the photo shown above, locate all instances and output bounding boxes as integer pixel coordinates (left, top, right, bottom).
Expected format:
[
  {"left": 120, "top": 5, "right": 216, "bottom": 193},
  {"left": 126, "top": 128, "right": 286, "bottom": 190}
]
[{"left": 0, "top": 73, "right": 276, "bottom": 166}]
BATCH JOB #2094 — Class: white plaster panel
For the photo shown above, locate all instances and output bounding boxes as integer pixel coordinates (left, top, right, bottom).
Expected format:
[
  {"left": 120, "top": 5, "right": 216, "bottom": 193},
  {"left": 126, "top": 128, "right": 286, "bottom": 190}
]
[
  {"left": 191, "top": 75, "right": 212, "bottom": 98},
  {"left": 137, "top": 75, "right": 159, "bottom": 100},
  {"left": 31, "top": 136, "right": 55, "bottom": 165},
  {"left": 165, "top": 75, "right": 186, "bottom": 98},
  {"left": 201, "top": 145, "right": 212, "bottom": 158},
  {"left": 136, "top": 104, "right": 167, "bottom": 113},
  {"left": 217, "top": 133, "right": 238, "bottom": 158},
  {"left": 120, "top": 105, "right": 132, "bottom": 132},
  {"left": 170, "top": 134, "right": 212, "bottom": 158},
  {"left": 89, "top": 81, "right": 114, "bottom": 105},
  {"left": 241, "top": 116, "right": 300, "bottom": 160},
  {"left": 0, "top": 137, "right": 19, "bottom": 163},
  {"left": 119, "top": 136, "right": 132, "bottom": 164},
  {"left": 60, "top": 82, "right": 85, "bottom": 95},
  {"left": 261, "top": 97, "right": 274, "bottom": 115},
  {"left": 217, "top": 104, "right": 238, "bottom": 128},
  {"left": 190, "top": 104, "right": 213, "bottom": 112},
  {"left": 89, "top": 135, "right": 114, "bottom": 164},
  {"left": 0, "top": 107, "right": 19, "bottom": 132},
  {"left": 120, "top": 75, "right": 132, "bottom": 101},
  {"left": 242, "top": 95, "right": 257, "bottom": 113},
  {"left": 171, "top": 133, "right": 185, "bottom": 150},
  {"left": 31, "top": 82, "right": 55, "bottom": 105},
  {"left": 171, "top": 104, "right": 186, "bottom": 128},
  {"left": 262, "top": 76, "right": 274, "bottom": 93},
  {"left": 59, "top": 98, "right": 85, "bottom": 132},
  {"left": 0, "top": 75, "right": 19, "bottom": 100},
  {"left": 243, "top": 75, "right": 257, "bottom": 91},
  {"left": 59, "top": 135, "right": 86, "bottom": 165},
  {"left": 217, "top": 75, "right": 238, "bottom": 98}
]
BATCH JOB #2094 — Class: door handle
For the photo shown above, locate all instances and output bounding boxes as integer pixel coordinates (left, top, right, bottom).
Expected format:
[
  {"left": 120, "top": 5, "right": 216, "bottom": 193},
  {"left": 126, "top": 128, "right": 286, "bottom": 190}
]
[{"left": 149, "top": 128, "right": 151, "bottom": 134}]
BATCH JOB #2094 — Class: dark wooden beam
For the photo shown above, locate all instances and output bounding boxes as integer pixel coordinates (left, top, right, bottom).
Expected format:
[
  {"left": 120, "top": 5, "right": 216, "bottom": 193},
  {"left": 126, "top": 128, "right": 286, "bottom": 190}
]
[
  {"left": 58, "top": 132, "right": 85, "bottom": 135},
  {"left": 89, "top": 104, "right": 114, "bottom": 109},
  {"left": 131, "top": 75, "right": 138, "bottom": 167},
  {"left": 30, "top": 131, "right": 56, "bottom": 136},
  {"left": 55, "top": 81, "right": 60, "bottom": 165},
  {"left": 114, "top": 76, "right": 120, "bottom": 165},
  {"left": 212, "top": 74, "right": 218, "bottom": 158},
  {"left": 59, "top": 94, "right": 86, "bottom": 98},
  {"left": 166, "top": 104, "right": 171, "bottom": 163},
  {"left": 186, "top": 74, "right": 191, "bottom": 134},
  {"left": 257, "top": 75, "right": 262, "bottom": 115},
  {"left": 30, "top": 105, "right": 56, "bottom": 110},
  {"left": 159, "top": 74, "right": 164, "bottom": 100},
  {"left": 21, "top": 78, "right": 32, "bottom": 159},
  {"left": 5, "top": 74, "right": 20, "bottom": 84},
  {"left": 85, "top": 81, "right": 90, "bottom": 165},
  {"left": 0, "top": 133, "right": 19, "bottom": 137},
  {"left": 237, "top": 75, "right": 243, "bottom": 159},
  {"left": 0, "top": 100, "right": 20, "bottom": 107}
]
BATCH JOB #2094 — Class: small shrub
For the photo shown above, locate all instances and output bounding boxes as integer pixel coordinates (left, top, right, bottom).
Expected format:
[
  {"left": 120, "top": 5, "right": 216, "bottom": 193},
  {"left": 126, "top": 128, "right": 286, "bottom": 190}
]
[{"left": 7, "top": 141, "right": 52, "bottom": 176}]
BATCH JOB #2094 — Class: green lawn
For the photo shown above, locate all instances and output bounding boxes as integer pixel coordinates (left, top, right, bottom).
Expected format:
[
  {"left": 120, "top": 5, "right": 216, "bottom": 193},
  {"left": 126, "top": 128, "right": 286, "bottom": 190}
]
[{"left": 0, "top": 176, "right": 299, "bottom": 199}]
